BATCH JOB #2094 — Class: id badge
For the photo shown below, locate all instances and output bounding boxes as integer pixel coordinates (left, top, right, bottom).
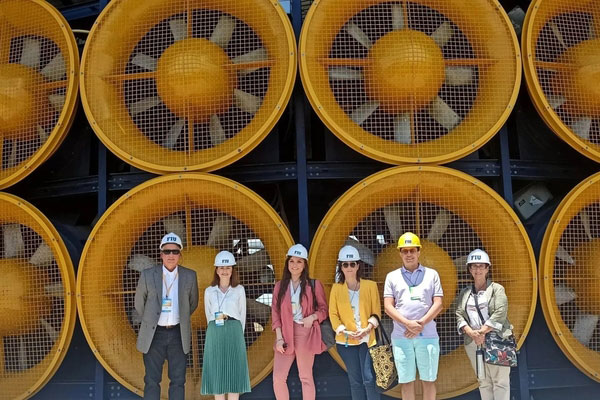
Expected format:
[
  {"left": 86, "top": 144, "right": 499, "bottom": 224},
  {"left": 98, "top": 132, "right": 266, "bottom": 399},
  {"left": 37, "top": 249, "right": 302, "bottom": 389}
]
[
  {"left": 409, "top": 286, "right": 420, "bottom": 301},
  {"left": 161, "top": 297, "right": 173, "bottom": 313},
  {"left": 215, "top": 311, "right": 225, "bottom": 326}
]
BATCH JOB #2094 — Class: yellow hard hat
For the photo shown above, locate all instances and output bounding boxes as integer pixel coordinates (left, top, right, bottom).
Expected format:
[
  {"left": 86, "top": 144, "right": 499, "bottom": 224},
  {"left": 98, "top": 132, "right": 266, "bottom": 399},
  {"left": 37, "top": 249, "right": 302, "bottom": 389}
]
[{"left": 397, "top": 232, "right": 421, "bottom": 249}]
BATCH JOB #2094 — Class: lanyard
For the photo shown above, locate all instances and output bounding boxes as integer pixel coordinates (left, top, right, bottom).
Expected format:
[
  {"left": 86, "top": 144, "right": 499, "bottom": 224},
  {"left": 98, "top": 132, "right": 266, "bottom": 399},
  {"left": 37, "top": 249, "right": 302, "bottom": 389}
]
[
  {"left": 216, "top": 287, "right": 231, "bottom": 311},
  {"left": 162, "top": 270, "right": 178, "bottom": 299}
]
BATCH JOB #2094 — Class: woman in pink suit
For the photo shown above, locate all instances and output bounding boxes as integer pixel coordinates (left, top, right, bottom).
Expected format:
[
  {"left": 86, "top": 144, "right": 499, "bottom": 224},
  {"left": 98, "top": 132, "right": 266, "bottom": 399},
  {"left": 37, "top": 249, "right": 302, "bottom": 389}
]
[{"left": 271, "top": 244, "right": 328, "bottom": 400}]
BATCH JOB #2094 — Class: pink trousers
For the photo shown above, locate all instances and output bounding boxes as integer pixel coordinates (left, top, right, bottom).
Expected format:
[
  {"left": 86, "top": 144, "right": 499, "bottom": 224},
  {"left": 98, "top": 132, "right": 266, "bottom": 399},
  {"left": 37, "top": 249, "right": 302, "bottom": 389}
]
[{"left": 273, "top": 323, "right": 316, "bottom": 400}]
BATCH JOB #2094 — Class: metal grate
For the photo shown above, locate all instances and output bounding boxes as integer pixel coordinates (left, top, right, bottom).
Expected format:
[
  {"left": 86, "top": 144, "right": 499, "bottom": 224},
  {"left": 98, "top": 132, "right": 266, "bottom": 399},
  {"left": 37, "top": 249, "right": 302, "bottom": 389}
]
[
  {"left": 80, "top": 0, "right": 296, "bottom": 173},
  {"left": 0, "top": 193, "right": 75, "bottom": 400},
  {"left": 523, "top": 0, "right": 600, "bottom": 162},
  {"left": 0, "top": 0, "right": 78, "bottom": 188},
  {"left": 299, "top": 0, "right": 520, "bottom": 164},
  {"left": 77, "top": 174, "right": 293, "bottom": 399},
  {"left": 540, "top": 172, "right": 600, "bottom": 382},
  {"left": 309, "top": 166, "right": 537, "bottom": 398}
]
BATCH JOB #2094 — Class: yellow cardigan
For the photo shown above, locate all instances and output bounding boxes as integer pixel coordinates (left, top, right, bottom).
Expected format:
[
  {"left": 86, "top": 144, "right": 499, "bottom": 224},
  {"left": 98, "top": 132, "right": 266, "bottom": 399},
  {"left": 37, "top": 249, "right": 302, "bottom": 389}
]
[{"left": 329, "top": 279, "right": 381, "bottom": 347}]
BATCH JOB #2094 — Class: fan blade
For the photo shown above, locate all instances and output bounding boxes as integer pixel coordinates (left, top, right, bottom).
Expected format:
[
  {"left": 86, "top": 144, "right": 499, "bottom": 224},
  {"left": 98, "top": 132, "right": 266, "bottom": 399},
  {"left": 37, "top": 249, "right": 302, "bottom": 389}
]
[
  {"left": 549, "top": 22, "right": 567, "bottom": 49},
  {"left": 130, "top": 96, "right": 161, "bottom": 116},
  {"left": 233, "top": 48, "right": 268, "bottom": 75},
  {"left": 163, "top": 118, "right": 185, "bottom": 149},
  {"left": 573, "top": 314, "right": 599, "bottom": 346},
  {"left": 350, "top": 101, "right": 379, "bottom": 125},
  {"left": 169, "top": 18, "right": 187, "bottom": 41},
  {"left": 210, "top": 15, "right": 236, "bottom": 48},
  {"left": 209, "top": 114, "right": 227, "bottom": 146},
  {"left": 555, "top": 285, "right": 576, "bottom": 306},
  {"left": 445, "top": 67, "right": 473, "bottom": 86},
  {"left": 20, "top": 37, "right": 41, "bottom": 68},
  {"left": 206, "top": 215, "right": 233, "bottom": 247},
  {"left": 345, "top": 238, "right": 375, "bottom": 266},
  {"left": 570, "top": 117, "right": 592, "bottom": 140},
  {"left": 127, "top": 254, "right": 158, "bottom": 272},
  {"left": 40, "top": 53, "right": 66, "bottom": 81},
  {"left": 29, "top": 242, "right": 53, "bottom": 266},
  {"left": 237, "top": 251, "right": 270, "bottom": 274},
  {"left": 18, "top": 336, "right": 27, "bottom": 369},
  {"left": 431, "top": 22, "right": 454, "bottom": 48},
  {"left": 345, "top": 22, "right": 372, "bottom": 49},
  {"left": 547, "top": 95, "right": 566, "bottom": 110},
  {"left": 131, "top": 53, "right": 157, "bottom": 72},
  {"left": 328, "top": 67, "right": 363, "bottom": 80},
  {"left": 45, "top": 283, "right": 64, "bottom": 298},
  {"left": 556, "top": 245, "right": 575, "bottom": 264},
  {"left": 427, "top": 209, "right": 452, "bottom": 243},
  {"left": 48, "top": 93, "right": 66, "bottom": 113},
  {"left": 453, "top": 255, "right": 467, "bottom": 270},
  {"left": 393, "top": 113, "right": 411, "bottom": 144},
  {"left": 580, "top": 210, "right": 593, "bottom": 240},
  {"left": 383, "top": 204, "right": 404, "bottom": 241},
  {"left": 430, "top": 96, "right": 460, "bottom": 130},
  {"left": 6, "top": 141, "right": 18, "bottom": 168},
  {"left": 40, "top": 318, "right": 59, "bottom": 341},
  {"left": 246, "top": 298, "right": 271, "bottom": 321},
  {"left": 234, "top": 89, "right": 261, "bottom": 115},
  {"left": 37, "top": 125, "right": 49, "bottom": 141},
  {"left": 3, "top": 224, "right": 24, "bottom": 257},
  {"left": 391, "top": 4, "right": 404, "bottom": 30},
  {"left": 128, "top": 306, "right": 142, "bottom": 325}
]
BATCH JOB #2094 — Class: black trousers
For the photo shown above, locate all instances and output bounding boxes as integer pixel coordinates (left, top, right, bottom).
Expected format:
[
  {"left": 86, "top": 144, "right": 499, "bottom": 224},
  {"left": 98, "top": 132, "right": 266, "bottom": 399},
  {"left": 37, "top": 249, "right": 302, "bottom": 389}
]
[{"left": 143, "top": 325, "right": 187, "bottom": 400}]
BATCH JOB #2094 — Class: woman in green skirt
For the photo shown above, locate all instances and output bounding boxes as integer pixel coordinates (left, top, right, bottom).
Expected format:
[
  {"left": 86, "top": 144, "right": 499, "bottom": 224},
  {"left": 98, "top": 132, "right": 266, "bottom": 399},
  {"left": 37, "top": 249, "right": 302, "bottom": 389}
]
[{"left": 201, "top": 251, "right": 251, "bottom": 399}]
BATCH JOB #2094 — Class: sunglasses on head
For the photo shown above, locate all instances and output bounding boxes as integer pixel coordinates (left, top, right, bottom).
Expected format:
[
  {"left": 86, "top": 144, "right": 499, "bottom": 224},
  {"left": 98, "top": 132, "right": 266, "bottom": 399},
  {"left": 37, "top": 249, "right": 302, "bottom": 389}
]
[
  {"left": 161, "top": 249, "right": 181, "bottom": 255},
  {"left": 341, "top": 262, "right": 358, "bottom": 268}
]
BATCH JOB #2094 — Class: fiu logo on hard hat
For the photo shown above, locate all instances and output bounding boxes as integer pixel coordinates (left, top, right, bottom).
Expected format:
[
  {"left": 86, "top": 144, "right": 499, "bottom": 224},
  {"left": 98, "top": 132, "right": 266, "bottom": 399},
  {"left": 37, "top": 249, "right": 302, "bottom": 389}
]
[
  {"left": 470, "top": 255, "right": 481, "bottom": 261},
  {"left": 294, "top": 250, "right": 302, "bottom": 255}
]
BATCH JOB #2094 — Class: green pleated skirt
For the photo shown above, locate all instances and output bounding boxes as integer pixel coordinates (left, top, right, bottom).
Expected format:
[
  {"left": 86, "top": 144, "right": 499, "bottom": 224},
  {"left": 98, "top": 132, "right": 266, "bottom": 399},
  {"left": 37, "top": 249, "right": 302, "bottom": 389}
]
[{"left": 201, "top": 319, "right": 251, "bottom": 395}]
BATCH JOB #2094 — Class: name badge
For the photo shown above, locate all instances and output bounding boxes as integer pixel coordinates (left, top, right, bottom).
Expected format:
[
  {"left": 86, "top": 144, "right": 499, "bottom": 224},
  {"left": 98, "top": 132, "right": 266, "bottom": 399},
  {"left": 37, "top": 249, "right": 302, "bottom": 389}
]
[
  {"left": 161, "top": 297, "right": 173, "bottom": 313},
  {"left": 215, "top": 311, "right": 225, "bottom": 326},
  {"left": 409, "top": 286, "right": 420, "bottom": 301}
]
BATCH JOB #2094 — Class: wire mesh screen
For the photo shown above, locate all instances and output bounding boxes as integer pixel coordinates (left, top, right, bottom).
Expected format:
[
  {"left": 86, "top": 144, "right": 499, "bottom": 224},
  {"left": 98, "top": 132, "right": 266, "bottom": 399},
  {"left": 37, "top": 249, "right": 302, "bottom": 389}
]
[
  {"left": 77, "top": 174, "right": 293, "bottom": 399},
  {"left": 309, "top": 166, "right": 536, "bottom": 398},
  {"left": 299, "top": 0, "right": 520, "bottom": 165},
  {"left": 523, "top": 0, "right": 600, "bottom": 163},
  {"left": 0, "top": 193, "right": 75, "bottom": 400},
  {"left": 540, "top": 172, "right": 600, "bottom": 382},
  {"left": 0, "top": 0, "right": 78, "bottom": 189},
  {"left": 80, "top": 0, "right": 296, "bottom": 174}
]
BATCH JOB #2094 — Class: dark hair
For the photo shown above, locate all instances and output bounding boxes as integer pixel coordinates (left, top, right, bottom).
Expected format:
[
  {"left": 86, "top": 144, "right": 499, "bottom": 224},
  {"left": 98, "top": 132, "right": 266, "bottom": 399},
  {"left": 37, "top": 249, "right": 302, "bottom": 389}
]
[
  {"left": 275, "top": 256, "right": 310, "bottom": 313},
  {"left": 336, "top": 260, "right": 364, "bottom": 283},
  {"left": 210, "top": 266, "right": 240, "bottom": 287}
]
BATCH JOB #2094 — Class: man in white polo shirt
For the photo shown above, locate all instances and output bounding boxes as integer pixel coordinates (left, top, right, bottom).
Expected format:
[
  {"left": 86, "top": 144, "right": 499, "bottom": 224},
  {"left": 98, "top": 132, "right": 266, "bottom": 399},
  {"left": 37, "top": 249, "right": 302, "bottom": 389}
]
[{"left": 383, "top": 232, "right": 443, "bottom": 400}]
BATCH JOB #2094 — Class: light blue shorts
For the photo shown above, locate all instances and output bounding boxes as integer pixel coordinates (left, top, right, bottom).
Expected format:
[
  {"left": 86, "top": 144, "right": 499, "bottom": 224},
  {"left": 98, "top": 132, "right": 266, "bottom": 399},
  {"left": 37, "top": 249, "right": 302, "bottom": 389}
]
[{"left": 392, "top": 338, "right": 440, "bottom": 383}]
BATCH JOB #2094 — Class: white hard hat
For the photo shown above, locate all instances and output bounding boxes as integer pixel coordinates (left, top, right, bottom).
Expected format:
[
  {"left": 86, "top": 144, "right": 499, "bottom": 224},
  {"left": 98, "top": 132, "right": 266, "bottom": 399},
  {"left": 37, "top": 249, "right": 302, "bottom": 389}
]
[
  {"left": 214, "top": 251, "right": 236, "bottom": 267},
  {"left": 338, "top": 245, "right": 360, "bottom": 262},
  {"left": 287, "top": 244, "right": 308, "bottom": 260},
  {"left": 160, "top": 232, "right": 183, "bottom": 250},
  {"left": 466, "top": 249, "right": 491, "bottom": 266}
]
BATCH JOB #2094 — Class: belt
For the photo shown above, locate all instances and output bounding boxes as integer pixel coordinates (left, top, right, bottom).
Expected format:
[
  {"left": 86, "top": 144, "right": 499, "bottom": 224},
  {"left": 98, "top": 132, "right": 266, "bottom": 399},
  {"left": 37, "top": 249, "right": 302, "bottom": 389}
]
[
  {"left": 157, "top": 324, "right": 180, "bottom": 330},
  {"left": 222, "top": 315, "right": 237, "bottom": 321}
]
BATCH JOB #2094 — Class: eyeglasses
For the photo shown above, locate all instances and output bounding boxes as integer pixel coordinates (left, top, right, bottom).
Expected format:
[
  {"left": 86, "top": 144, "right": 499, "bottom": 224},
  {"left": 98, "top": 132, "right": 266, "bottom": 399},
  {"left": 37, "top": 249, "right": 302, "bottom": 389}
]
[
  {"left": 469, "top": 264, "right": 488, "bottom": 269},
  {"left": 161, "top": 249, "right": 181, "bottom": 255},
  {"left": 400, "top": 248, "right": 419, "bottom": 255},
  {"left": 341, "top": 262, "right": 358, "bottom": 268}
]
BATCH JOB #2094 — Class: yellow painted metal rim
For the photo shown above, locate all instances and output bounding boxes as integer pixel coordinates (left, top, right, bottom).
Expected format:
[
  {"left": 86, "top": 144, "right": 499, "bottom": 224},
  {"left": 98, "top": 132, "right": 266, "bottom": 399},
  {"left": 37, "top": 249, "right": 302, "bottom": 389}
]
[
  {"left": 539, "top": 171, "right": 600, "bottom": 382},
  {"left": 0, "top": 0, "right": 79, "bottom": 189},
  {"left": 0, "top": 192, "right": 76, "bottom": 400},
  {"left": 80, "top": 0, "right": 297, "bottom": 174},
  {"left": 299, "top": 0, "right": 521, "bottom": 165}
]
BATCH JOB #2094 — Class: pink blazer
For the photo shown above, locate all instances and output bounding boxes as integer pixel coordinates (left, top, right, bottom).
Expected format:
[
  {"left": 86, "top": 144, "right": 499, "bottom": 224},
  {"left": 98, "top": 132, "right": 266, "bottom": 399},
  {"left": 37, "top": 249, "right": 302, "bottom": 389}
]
[{"left": 271, "top": 279, "right": 328, "bottom": 355}]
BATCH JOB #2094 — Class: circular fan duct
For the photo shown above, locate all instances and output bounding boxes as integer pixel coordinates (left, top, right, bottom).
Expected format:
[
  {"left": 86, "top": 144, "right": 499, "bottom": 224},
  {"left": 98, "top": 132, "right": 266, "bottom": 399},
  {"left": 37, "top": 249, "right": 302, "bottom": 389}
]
[
  {"left": 522, "top": 0, "right": 600, "bottom": 163},
  {"left": 80, "top": 0, "right": 296, "bottom": 174},
  {"left": 77, "top": 174, "right": 293, "bottom": 398},
  {"left": 299, "top": 0, "right": 521, "bottom": 164},
  {"left": 0, "top": 193, "right": 76, "bottom": 400},
  {"left": 0, "top": 0, "right": 79, "bottom": 189},
  {"left": 539, "top": 171, "right": 600, "bottom": 382},
  {"left": 309, "top": 166, "right": 536, "bottom": 398}
]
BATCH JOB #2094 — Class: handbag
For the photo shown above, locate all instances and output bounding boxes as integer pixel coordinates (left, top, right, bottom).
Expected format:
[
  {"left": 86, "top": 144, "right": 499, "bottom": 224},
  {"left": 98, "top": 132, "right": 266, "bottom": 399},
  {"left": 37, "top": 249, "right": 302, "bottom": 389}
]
[
  {"left": 310, "top": 279, "right": 335, "bottom": 350},
  {"left": 368, "top": 315, "right": 398, "bottom": 391},
  {"left": 471, "top": 284, "right": 518, "bottom": 367}
]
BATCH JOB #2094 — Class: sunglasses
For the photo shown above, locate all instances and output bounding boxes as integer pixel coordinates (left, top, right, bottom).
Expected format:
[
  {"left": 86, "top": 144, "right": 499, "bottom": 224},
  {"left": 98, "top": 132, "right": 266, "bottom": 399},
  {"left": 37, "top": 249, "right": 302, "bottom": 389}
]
[
  {"left": 400, "top": 248, "right": 419, "bottom": 255},
  {"left": 161, "top": 249, "right": 181, "bottom": 255},
  {"left": 341, "top": 262, "right": 358, "bottom": 268}
]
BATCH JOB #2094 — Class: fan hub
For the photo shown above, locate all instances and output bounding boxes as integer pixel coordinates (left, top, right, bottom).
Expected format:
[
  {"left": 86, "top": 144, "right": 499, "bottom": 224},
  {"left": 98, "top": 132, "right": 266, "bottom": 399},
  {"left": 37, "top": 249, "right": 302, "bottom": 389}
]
[
  {"left": 0, "top": 259, "right": 49, "bottom": 335},
  {"left": 567, "top": 238, "right": 600, "bottom": 314},
  {"left": 364, "top": 30, "right": 445, "bottom": 113},
  {"left": 0, "top": 64, "right": 45, "bottom": 139},
  {"left": 552, "top": 39, "right": 600, "bottom": 117},
  {"left": 155, "top": 38, "right": 237, "bottom": 121},
  {"left": 374, "top": 239, "right": 457, "bottom": 311}
]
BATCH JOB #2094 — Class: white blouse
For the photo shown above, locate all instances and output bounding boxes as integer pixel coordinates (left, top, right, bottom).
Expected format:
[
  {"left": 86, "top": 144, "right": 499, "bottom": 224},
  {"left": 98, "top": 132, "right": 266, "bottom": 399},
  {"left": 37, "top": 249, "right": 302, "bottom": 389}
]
[{"left": 204, "top": 285, "right": 247, "bottom": 332}]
